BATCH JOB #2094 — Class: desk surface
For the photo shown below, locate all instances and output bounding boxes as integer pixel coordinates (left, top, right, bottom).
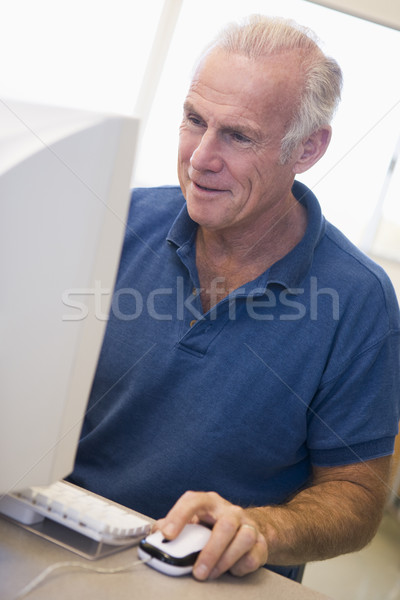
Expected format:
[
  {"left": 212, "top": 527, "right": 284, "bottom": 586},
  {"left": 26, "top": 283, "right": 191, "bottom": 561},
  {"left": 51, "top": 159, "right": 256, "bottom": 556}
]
[{"left": 0, "top": 517, "right": 332, "bottom": 600}]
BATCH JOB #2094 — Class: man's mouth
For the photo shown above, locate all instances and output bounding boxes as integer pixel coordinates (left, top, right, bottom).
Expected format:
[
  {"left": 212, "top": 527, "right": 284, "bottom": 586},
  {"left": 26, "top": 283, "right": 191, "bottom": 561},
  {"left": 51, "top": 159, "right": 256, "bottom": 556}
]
[{"left": 193, "top": 181, "right": 224, "bottom": 193}]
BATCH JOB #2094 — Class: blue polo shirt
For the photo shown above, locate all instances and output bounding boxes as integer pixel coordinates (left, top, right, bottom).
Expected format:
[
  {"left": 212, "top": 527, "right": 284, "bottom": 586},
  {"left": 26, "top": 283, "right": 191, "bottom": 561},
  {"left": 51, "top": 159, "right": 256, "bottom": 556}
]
[{"left": 71, "top": 180, "right": 400, "bottom": 544}]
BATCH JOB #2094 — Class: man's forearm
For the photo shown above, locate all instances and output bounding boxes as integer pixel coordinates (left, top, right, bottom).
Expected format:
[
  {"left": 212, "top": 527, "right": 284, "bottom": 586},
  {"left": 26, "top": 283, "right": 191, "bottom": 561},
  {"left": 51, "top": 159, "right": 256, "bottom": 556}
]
[
  {"left": 246, "top": 457, "right": 391, "bottom": 566},
  {"left": 157, "top": 457, "right": 391, "bottom": 579}
]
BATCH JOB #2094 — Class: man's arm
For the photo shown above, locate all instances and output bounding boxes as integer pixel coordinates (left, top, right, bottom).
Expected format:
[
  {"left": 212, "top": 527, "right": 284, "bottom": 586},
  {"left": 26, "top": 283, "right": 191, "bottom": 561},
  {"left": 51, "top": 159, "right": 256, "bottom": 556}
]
[
  {"left": 248, "top": 456, "right": 391, "bottom": 566},
  {"left": 156, "top": 455, "right": 392, "bottom": 580}
]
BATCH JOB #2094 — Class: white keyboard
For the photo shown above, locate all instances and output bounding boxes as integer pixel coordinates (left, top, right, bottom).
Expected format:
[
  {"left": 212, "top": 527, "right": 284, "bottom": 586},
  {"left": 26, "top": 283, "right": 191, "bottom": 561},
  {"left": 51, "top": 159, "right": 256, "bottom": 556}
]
[{"left": 2, "top": 481, "right": 151, "bottom": 546}]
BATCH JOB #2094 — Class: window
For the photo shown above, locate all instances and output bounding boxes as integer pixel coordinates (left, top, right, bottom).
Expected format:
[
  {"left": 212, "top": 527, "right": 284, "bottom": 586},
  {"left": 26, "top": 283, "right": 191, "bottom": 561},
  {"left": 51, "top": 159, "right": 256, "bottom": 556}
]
[{"left": 0, "top": 0, "right": 165, "bottom": 114}]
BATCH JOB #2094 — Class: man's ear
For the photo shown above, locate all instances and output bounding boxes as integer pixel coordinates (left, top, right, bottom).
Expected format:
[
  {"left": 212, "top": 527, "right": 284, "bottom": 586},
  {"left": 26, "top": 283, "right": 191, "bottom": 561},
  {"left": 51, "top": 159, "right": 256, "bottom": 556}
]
[{"left": 293, "top": 126, "right": 332, "bottom": 175}]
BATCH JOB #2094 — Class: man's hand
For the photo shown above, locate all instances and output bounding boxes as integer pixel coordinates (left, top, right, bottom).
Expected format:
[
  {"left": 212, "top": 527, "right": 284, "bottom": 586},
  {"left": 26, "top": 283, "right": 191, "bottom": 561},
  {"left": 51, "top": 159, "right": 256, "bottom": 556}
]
[
  {"left": 155, "top": 491, "right": 268, "bottom": 580},
  {"left": 154, "top": 457, "right": 391, "bottom": 579}
]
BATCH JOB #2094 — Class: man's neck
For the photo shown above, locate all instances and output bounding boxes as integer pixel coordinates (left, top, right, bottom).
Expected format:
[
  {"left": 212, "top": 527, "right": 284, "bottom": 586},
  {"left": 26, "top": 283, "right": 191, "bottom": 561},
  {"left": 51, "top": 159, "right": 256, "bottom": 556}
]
[{"left": 195, "top": 193, "right": 307, "bottom": 312}]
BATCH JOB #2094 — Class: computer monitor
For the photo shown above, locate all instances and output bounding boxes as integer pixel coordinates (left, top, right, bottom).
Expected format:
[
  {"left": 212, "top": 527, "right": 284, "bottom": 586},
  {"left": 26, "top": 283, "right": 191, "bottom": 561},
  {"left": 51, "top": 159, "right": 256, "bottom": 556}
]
[{"left": 0, "top": 98, "right": 139, "bottom": 497}]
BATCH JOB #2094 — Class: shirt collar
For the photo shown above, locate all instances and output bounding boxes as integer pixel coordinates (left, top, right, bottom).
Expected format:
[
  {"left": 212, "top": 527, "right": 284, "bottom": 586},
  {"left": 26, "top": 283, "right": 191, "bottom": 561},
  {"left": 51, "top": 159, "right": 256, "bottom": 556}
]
[
  {"left": 266, "top": 180, "right": 326, "bottom": 290},
  {"left": 166, "top": 195, "right": 196, "bottom": 248},
  {"left": 167, "top": 180, "right": 326, "bottom": 293}
]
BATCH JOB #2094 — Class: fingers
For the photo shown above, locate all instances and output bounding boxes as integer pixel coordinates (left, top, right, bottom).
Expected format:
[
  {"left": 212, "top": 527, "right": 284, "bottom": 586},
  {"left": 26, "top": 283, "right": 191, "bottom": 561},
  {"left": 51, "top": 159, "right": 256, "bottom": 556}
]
[
  {"left": 195, "top": 519, "right": 267, "bottom": 580},
  {"left": 224, "top": 525, "right": 268, "bottom": 578},
  {"left": 155, "top": 491, "right": 268, "bottom": 580},
  {"left": 214, "top": 523, "right": 258, "bottom": 576},
  {"left": 156, "top": 490, "right": 215, "bottom": 539}
]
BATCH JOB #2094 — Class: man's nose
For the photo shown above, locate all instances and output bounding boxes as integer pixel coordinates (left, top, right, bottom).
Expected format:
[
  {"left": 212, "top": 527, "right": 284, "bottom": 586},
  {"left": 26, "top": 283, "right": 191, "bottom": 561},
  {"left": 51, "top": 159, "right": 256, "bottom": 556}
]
[{"left": 190, "top": 131, "right": 223, "bottom": 173}]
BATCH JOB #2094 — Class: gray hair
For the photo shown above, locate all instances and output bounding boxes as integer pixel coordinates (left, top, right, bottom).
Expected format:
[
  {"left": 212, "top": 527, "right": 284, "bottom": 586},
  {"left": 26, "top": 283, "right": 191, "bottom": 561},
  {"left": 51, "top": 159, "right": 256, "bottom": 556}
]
[{"left": 205, "top": 15, "right": 343, "bottom": 162}]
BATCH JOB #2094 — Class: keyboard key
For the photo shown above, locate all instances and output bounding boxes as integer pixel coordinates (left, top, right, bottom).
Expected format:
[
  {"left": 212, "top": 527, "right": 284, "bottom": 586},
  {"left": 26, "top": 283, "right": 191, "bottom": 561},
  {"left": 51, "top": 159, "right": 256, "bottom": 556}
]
[{"left": 11, "top": 481, "right": 151, "bottom": 544}]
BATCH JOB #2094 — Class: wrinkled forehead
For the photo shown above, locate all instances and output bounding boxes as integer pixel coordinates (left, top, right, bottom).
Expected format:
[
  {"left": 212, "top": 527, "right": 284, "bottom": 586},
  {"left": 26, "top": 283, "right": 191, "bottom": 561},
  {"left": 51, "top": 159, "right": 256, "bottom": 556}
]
[
  {"left": 187, "top": 48, "right": 305, "bottom": 129},
  {"left": 193, "top": 47, "right": 305, "bottom": 87}
]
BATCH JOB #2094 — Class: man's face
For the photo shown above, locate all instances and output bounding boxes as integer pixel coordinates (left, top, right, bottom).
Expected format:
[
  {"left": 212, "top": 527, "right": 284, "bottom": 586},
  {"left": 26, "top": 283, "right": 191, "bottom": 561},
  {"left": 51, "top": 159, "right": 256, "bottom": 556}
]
[{"left": 177, "top": 49, "right": 305, "bottom": 234}]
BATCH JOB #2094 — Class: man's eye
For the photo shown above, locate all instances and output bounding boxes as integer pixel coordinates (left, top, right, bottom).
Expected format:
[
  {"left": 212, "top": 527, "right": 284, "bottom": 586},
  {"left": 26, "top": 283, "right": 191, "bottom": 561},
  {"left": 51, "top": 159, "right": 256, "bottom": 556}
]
[
  {"left": 187, "top": 115, "right": 204, "bottom": 127},
  {"left": 231, "top": 132, "right": 251, "bottom": 144}
]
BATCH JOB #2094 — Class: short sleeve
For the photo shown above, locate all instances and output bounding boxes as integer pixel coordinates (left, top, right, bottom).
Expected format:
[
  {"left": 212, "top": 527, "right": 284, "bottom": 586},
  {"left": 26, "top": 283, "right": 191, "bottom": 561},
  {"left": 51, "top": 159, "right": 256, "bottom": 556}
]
[{"left": 307, "top": 329, "right": 400, "bottom": 466}]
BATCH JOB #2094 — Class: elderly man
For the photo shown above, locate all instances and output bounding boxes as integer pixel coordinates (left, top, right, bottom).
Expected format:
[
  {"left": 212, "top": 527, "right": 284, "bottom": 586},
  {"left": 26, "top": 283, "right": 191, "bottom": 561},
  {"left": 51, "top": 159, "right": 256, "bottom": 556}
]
[{"left": 70, "top": 16, "right": 400, "bottom": 582}]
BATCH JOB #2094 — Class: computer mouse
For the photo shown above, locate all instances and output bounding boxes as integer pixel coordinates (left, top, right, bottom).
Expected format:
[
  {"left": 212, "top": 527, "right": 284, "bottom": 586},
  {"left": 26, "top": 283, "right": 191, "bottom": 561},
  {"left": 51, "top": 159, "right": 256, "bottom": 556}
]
[{"left": 138, "top": 523, "right": 212, "bottom": 576}]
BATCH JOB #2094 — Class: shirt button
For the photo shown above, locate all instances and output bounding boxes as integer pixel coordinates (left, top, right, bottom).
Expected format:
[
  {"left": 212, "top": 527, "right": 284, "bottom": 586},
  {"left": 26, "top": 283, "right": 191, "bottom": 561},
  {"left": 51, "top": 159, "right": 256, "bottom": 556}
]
[
  {"left": 189, "top": 319, "right": 197, "bottom": 327},
  {"left": 192, "top": 287, "right": 197, "bottom": 296}
]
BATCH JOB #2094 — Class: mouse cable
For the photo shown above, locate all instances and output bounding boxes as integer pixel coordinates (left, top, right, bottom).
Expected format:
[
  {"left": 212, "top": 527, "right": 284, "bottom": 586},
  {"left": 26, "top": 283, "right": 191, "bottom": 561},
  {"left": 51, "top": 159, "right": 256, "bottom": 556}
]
[{"left": 13, "top": 556, "right": 151, "bottom": 599}]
